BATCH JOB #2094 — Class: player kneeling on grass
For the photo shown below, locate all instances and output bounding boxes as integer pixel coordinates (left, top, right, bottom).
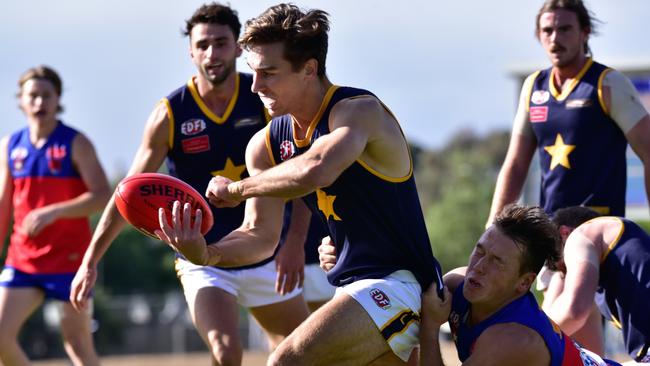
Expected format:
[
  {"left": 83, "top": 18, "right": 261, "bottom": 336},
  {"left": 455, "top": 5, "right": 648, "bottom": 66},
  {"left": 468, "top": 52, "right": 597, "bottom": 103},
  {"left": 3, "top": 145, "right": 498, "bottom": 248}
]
[{"left": 321, "top": 205, "right": 623, "bottom": 366}]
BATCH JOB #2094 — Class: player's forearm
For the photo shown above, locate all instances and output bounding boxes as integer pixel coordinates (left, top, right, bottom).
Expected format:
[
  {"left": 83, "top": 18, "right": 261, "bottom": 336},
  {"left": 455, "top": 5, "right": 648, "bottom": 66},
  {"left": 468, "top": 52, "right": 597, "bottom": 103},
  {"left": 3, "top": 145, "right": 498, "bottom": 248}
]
[
  {"left": 487, "top": 167, "right": 527, "bottom": 225},
  {"left": 45, "top": 189, "right": 112, "bottom": 219},
  {"left": 419, "top": 326, "right": 445, "bottom": 366},
  {"left": 206, "top": 227, "right": 279, "bottom": 267},
  {"left": 81, "top": 198, "right": 128, "bottom": 267},
  {"left": 231, "top": 154, "right": 331, "bottom": 201}
]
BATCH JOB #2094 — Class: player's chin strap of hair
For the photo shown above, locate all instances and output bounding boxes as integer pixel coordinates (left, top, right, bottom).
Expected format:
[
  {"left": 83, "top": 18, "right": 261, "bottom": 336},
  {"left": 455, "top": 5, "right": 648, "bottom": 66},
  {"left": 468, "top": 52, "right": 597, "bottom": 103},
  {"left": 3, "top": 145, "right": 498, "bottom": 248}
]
[{"left": 566, "top": 230, "right": 600, "bottom": 270}]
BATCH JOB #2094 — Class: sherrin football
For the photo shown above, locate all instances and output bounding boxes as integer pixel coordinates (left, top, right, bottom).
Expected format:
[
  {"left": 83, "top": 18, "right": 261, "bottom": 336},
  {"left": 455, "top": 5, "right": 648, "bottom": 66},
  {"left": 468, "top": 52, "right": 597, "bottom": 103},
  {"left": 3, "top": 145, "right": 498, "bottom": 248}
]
[{"left": 114, "top": 173, "right": 214, "bottom": 239}]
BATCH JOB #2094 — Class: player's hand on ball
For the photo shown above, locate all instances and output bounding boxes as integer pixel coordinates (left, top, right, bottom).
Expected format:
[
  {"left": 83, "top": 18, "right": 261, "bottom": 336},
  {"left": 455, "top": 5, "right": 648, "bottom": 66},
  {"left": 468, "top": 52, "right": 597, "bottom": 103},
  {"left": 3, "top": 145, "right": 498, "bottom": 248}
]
[
  {"left": 206, "top": 175, "right": 241, "bottom": 208},
  {"left": 318, "top": 236, "right": 337, "bottom": 272},
  {"left": 156, "top": 201, "right": 209, "bottom": 265}
]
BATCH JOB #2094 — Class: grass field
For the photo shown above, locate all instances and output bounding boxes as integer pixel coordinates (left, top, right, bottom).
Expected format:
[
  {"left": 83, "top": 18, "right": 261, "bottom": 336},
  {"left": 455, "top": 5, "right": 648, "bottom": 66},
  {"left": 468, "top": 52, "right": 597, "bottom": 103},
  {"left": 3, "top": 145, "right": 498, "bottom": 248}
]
[{"left": 31, "top": 339, "right": 462, "bottom": 366}]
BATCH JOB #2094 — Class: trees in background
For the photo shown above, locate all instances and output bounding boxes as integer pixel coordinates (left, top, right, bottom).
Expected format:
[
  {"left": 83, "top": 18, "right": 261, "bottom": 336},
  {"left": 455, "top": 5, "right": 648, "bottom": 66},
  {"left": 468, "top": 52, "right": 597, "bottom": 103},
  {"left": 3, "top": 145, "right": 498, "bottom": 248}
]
[{"left": 414, "top": 129, "right": 509, "bottom": 272}]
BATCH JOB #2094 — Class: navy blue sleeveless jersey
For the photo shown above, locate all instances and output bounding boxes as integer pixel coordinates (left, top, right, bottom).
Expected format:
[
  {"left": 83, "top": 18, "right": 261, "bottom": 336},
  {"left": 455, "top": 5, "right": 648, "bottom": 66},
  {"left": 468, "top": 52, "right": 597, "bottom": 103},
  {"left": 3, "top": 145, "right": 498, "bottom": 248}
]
[
  {"left": 164, "top": 73, "right": 270, "bottom": 269},
  {"left": 528, "top": 59, "right": 627, "bottom": 216},
  {"left": 266, "top": 85, "right": 442, "bottom": 290},
  {"left": 449, "top": 283, "right": 589, "bottom": 365},
  {"left": 595, "top": 218, "right": 650, "bottom": 361}
]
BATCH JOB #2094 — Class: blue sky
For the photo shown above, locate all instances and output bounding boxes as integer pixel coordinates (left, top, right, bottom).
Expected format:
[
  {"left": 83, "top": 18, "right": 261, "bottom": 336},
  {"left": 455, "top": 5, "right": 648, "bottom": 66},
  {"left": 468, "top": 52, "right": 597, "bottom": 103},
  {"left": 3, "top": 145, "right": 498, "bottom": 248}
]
[{"left": 2, "top": 1, "right": 650, "bottom": 178}]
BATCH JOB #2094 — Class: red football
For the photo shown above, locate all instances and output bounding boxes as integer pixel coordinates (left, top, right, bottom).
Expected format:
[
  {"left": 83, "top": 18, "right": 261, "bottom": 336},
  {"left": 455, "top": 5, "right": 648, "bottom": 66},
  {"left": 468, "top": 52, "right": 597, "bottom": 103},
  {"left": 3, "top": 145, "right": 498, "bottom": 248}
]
[{"left": 114, "top": 173, "right": 214, "bottom": 239}]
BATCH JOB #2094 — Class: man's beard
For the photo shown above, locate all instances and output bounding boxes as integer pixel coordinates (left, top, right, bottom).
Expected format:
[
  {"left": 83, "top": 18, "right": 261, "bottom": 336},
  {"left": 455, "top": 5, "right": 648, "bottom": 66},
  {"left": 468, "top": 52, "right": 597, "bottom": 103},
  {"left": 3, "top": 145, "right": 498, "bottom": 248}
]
[{"left": 201, "top": 60, "right": 236, "bottom": 86}]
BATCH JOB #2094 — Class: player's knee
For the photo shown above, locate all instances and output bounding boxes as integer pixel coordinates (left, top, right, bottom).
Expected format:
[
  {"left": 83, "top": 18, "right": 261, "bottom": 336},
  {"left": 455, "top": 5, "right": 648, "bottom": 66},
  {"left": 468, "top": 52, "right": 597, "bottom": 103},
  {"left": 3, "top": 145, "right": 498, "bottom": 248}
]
[{"left": 207, "top": 338, "right": 242, "bottom": 366}]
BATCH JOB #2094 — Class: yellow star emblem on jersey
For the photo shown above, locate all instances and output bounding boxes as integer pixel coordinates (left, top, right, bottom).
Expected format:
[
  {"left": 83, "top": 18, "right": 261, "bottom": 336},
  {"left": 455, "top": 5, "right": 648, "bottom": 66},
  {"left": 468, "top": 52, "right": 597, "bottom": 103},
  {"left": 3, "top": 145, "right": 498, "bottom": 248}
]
[
  {"left": 212, "top": 158, "right": 246, "bottom": 181},
  {"left": 543, "top": 133, "right": 576, "bottom": 170},
  {"left": 316, "top": 189, "right": 341, "bottom": 221}
]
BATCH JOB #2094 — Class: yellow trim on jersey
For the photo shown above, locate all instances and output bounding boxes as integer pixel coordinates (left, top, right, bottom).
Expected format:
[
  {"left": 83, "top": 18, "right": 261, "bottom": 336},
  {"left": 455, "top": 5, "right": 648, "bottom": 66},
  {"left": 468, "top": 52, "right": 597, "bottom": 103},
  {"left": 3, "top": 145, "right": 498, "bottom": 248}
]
[
  {"left": 549, "top": 58, "right": 593, "bottom": 101},
  {"left": 357, "top": 96, "right": 413, "bottom": 183},
  {"left": 610, "top": 314, "right": 623, "bottom": 330},
  {"left": 162, "top": 98, "right": 175, "bottom": 150},
  {"left": 263, "top": 108, "right": 272, "bottom": 124},
  {"left": 525, "top": 70, "right": 542, "bottom": 113},
  {"left": 293, "top": 85, "right": 340, "bottom": 148},
  {"left": 187, "top": 74, "right": 240, "bottom": 125},
  {"left": 601, "top": 217, "right": 625, "bottom": 263},
  {"left": 586, "top": 206, "right": 610, "bottom": 215},
  {"left": 264, "top": 125, "right": 277, "bottom": 167},
  {"left": 597, "top": 68, "right": 612, "bottom": 116}
]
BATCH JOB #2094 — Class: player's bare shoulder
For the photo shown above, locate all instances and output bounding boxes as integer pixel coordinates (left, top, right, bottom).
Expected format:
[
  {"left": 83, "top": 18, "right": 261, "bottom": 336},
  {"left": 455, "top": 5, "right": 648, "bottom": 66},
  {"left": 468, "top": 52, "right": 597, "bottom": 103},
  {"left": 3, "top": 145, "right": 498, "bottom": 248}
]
[{"left": 472, "top": 323, "right": 549, "bottom": 366}]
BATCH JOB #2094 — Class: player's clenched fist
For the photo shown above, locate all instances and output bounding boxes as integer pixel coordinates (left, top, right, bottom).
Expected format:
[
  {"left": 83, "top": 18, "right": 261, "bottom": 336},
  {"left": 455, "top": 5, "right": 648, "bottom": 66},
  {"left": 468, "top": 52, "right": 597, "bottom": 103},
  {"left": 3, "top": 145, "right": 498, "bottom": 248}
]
[
  {"left": 205, "top": 175, "right": 242, "bottom": 208},
  {"left": 318, "top": 236, "right": 337, "bottom": 272}
]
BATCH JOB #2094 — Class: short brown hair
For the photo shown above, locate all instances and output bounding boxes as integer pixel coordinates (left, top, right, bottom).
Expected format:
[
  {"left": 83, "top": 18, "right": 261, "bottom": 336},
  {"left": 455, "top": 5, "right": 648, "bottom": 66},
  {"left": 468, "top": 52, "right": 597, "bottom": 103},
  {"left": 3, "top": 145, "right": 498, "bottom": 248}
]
[
  {"left": 239, "top": 3, "right": 330, "bottom": 77},
  {"left": 183, "top": 2, "right": 241, "bottom": 40},
  {"left": 494, "top": 204, "right": 562, "bottom": 274},
  {"left": 17, "top": 65, "right": 64, "bottom": 113},
  {"left": 552, "top": 206, "right": 600, "bottom": 229},
  {"left": 535, "top": 0, "right": 599, "bottom": 56}
]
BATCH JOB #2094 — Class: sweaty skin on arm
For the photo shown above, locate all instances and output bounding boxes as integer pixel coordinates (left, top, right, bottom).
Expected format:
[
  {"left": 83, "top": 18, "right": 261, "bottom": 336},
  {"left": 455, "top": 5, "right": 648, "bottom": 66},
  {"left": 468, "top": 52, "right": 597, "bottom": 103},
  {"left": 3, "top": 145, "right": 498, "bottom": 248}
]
[
  {"left": 542, "top": 227, "right": 601, "bottom": 335},
  {"left": 487, "top": 74, "right": 538, "bottom": 226},
  {"left": 70, "top": 101, "right": 170, "bottom": 311}
]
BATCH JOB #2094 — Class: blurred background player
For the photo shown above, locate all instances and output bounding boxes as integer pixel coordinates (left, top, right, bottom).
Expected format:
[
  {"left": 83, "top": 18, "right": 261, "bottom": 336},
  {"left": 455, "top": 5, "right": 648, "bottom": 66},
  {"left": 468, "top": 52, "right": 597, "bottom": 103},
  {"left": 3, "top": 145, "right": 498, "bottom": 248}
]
[
  {"left": 0, "top": 65, "right": 110, "bottom": 366},
  {"left": 544, "top": 206, "right": 650, "bottom": 364},
  {"left": 487, "top": 0, "right": 650, "bottom": 353},
  {"left": 156, "top": 4, "right": 444, "bottom": 364},
  {"left": 69, "top": 3, "right": 309, "bottom": 365}
]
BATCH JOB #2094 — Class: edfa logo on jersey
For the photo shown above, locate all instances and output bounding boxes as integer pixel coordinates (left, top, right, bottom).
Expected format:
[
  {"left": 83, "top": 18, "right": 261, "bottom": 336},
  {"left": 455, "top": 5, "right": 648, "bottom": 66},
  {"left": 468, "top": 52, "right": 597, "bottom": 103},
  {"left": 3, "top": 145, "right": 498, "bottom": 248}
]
[
  {"left": 530, "top": 90, "right": 550, "bottom": 123},
  {"left": 10, "top": 146, "right": 28, "bottom": 171},
  {"left": 180, "top": 119, "right": 210, "bottom": 154}
]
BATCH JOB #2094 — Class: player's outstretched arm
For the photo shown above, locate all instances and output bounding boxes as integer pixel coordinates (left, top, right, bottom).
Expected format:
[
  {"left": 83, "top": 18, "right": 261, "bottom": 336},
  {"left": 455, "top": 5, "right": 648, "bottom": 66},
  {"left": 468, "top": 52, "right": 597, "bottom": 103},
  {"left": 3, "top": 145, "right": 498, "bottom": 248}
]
[
  {"left": 71, "top": 101, "right": 170, "bottom": 311},
  {"left": 212, "top": 98, "right": 381, "bottom": 204},
  {"left": 160, "top": 129, "right": 287, "bottom": 267}
]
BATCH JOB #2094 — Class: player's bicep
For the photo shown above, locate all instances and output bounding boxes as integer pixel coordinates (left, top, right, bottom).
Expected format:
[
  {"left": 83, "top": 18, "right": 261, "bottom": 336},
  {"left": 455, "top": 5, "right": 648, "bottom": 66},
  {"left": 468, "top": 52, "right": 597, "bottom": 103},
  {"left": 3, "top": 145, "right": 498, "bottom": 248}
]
[
  {"left": 71, "top": 134, "right": 110, "bottom": 195},
  {"left": 240, "top": 195, "right": 285, "bottom": 251},
  {"left": 245, "top": 127, "right": 274, "bottom": 177},
  {"left": 128, "top": 101, "right": 171, "bottom": 175}
]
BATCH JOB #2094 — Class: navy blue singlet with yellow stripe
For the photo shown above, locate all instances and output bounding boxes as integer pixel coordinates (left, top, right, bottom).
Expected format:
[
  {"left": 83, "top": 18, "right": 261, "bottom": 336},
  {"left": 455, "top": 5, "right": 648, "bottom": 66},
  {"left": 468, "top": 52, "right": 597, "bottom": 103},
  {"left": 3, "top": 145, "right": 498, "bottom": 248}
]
[
  {"left": 528, "top": 59, "right": 627, "bottom": 216},
  {"left": 266, "top": 85, "right": 442, "bottom": 290},
  {"left": 164, "top": 73, "right": 269, "bottom": 269},
  {"left": 595, "top": 218, "right": 650, "bottom": 361},
  {"left": 449, "top": 283, "right": 589, "bottom": 365}
]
